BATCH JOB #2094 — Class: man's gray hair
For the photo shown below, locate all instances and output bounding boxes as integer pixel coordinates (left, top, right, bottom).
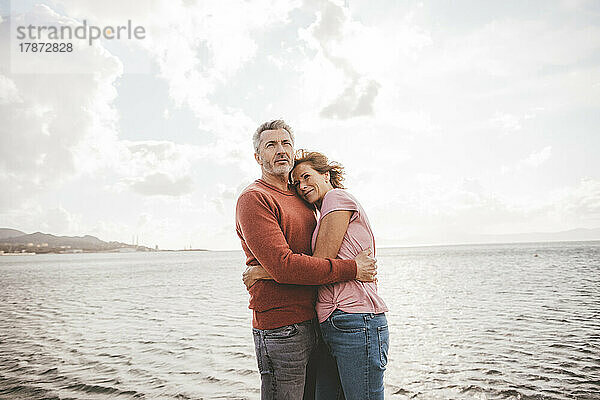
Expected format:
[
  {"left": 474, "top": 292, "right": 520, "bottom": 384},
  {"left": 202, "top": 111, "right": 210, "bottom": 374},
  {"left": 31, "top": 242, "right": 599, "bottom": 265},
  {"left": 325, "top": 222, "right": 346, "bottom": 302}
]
[{"left": 253, "top": 120, "right": 295, "bottom": 152}]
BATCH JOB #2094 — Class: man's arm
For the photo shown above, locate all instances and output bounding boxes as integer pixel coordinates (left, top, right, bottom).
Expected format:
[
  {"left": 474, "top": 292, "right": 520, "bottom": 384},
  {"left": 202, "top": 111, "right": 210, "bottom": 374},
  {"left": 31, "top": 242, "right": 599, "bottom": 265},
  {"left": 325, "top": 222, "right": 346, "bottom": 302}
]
[
  {"left": 236, "top": 191, "right": 357, "bottom": 285},
  {"left": 242, "top": 209, "right": 377, "bottom": 288}
]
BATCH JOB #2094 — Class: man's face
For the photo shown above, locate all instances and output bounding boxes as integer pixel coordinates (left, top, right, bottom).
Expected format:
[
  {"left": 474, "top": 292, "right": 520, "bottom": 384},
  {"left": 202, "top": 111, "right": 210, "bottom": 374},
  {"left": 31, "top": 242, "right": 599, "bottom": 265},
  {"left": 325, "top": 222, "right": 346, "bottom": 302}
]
[{"left": 254, "top": 129, "right": 294, "bottom": 177}]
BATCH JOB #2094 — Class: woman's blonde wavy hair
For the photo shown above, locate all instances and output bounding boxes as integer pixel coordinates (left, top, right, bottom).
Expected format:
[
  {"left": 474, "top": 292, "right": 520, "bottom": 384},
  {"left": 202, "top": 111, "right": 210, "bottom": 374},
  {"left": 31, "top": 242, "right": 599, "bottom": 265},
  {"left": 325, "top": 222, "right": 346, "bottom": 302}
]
[{"left": 291, "top": 150, "right": 345, "bottom": 189}]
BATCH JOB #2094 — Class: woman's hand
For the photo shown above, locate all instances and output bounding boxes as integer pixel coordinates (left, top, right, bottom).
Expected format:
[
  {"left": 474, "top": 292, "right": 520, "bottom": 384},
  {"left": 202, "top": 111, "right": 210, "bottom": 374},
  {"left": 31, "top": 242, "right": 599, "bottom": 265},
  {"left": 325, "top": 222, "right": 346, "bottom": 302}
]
[
  {"left": 242, "top": 265, "right": 273, "bottom": 290},
  {"left": 354, "top": 248, "right": 377, "bottom": 282}
]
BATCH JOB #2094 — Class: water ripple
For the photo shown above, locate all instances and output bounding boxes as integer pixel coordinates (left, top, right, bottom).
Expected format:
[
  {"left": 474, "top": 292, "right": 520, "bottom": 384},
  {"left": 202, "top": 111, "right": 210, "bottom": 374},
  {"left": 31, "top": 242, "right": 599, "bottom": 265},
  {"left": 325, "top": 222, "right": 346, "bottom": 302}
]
[{"left": 1, "top": 244, "right": 599, "bottom": 399}]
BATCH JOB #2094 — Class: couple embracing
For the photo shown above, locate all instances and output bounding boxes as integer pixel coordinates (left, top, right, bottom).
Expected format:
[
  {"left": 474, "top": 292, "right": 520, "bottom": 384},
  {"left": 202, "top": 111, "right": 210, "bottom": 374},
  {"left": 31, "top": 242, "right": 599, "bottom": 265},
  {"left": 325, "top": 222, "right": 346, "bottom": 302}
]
[{"left": 235, "top": 120, "right": 389, "bottom": 400}]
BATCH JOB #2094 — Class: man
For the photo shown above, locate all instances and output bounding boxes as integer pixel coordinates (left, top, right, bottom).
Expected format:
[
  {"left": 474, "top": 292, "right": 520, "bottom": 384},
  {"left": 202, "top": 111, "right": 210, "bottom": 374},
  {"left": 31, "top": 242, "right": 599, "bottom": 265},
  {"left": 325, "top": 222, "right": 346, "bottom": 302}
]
[{"left": 235, "top": 120, "right": 377, "bottom": 399}]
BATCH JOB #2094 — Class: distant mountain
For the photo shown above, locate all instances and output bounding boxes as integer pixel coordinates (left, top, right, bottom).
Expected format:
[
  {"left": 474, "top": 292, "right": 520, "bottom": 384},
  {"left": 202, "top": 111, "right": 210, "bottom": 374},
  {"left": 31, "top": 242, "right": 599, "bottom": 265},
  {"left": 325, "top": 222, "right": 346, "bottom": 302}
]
[
  {"left": 0, "top": 230, "right": 144, "bottom": 252},
  {"left": 0, "top": 228, "right": 25, "bottom": 239},
  {"left": 473, "top": 228, "right": 600, "bottom": 243},
  {"left": 2, "top": 232, "right": 107, "bottom": 247},
  {"left": 380, "top": 227, "right": 600, "bottom": 247}
]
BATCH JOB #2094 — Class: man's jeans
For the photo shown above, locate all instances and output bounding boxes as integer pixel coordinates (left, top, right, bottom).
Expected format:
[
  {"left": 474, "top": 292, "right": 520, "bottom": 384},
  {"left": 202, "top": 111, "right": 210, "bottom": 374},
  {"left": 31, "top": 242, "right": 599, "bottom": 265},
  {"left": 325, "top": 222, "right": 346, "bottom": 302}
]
[
  {"left": 316, "top": 310, "right": 389, "bottom": 400},
  {"left": 253, "top": 320, "right": 318, "bottom": 400}
]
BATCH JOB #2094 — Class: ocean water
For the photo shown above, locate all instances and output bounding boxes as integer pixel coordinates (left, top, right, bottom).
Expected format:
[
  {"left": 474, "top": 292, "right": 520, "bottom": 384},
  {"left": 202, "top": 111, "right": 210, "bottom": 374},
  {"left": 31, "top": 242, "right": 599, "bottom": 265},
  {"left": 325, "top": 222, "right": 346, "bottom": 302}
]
[{"left": 0, "top": 241, "right": 599, "bottom": 400}]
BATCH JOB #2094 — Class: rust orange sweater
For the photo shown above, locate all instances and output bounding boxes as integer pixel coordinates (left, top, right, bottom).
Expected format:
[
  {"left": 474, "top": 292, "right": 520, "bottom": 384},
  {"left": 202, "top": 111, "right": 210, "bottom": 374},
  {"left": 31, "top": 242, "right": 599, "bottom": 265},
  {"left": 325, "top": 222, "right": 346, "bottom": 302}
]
[{"left": 236, "top": 179, "right": 357, "bottom": 329}]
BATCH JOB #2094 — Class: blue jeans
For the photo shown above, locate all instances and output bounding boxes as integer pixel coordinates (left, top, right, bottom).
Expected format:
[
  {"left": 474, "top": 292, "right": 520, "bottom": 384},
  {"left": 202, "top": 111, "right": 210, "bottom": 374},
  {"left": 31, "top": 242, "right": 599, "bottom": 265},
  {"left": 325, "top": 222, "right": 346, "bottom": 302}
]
[
  {"left": 253, "top": 320, "right": 318, "bottom": 400},
  {"left": 316, "top": 310, "right": 389, "bottom": 400}
]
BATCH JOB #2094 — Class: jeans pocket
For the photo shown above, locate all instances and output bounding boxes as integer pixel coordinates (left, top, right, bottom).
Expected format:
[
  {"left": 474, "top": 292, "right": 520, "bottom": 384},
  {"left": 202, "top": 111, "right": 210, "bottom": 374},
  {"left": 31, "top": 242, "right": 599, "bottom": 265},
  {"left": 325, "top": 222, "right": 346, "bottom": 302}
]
[
  {"left": 329, "top": 312, "right": 366, "bottom": 333},
  {"left": 377, "top": 325, "right": 389, "bottom": 368},
  {"left": 263, "top": 324, "right": 299, "bottom": 339},
  {"left": 253, "top": 330, "right": 272, "bottom": 375}
]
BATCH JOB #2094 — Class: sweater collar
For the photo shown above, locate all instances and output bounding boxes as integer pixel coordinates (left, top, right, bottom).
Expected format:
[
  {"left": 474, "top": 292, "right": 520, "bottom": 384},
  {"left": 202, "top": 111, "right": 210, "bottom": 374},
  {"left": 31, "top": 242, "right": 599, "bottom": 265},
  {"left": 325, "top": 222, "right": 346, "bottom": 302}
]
[{"left": 257, "top": 179, "right": 296, "bottom": 196}]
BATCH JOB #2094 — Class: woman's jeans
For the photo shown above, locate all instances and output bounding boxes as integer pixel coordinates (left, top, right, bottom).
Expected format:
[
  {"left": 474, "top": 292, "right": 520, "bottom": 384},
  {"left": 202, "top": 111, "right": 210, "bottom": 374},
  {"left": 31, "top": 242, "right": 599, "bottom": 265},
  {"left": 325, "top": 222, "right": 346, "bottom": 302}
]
[{"left": 317, "top": 310, "right": 389, "bottom": 400}]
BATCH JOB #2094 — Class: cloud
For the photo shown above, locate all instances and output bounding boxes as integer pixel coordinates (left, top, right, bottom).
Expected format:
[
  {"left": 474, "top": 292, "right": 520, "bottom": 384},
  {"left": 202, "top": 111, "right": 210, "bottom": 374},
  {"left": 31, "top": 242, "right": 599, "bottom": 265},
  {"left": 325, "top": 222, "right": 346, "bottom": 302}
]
[
  {"left": 45, "top": 0, "right": 301, "bottom": 166},
  {"left": 210, "top": 183, "right": 239, "bottom": 215},
  {"left": 521, "top": 146, "right": 552, "bottom": 168},
  {"left": 431, "top": 18, "right": 600, "bottom": 78},
  {"left": 130, "top": 173, "right": 193, "bottom": 196},
  {"left": 501, "top": 146, "right": 553, "bottom": 174},
  {"left": 0, "top": 5, "right": 123, "bottom": 208},
  {"left": 136, "top": 213, "right": 151, "bottom": 228},
  {"left": 0, "top": 75, "right": 20, "bottom": 104},
  {"left": 0, "top": 205, "right": 82, "bottom": 236},
  {"left": 490, "top": 111, "right": 522, "bottom": 133},
  {"left": 554, "top": 178, "right": 600, "bottom": 222},
  {"left": 365, "top": 174, "right": 525, "bottom": 241},
  {"left": 0, "top": 4, "right": 226, "bottom": 208},
  {"left": 112, "top": 140, "right": 206, "bottom": 196},
  {"left": 369, "top": 175, "right": 600, "bottom": 245},
  {"left": 320, "top": 78, "right": 380, "bottom": 119},
  {"left": 301, "top": 0, "right": 381, "bottom": 119},
  {"left": 44, "top": 206, "right": 82, "bottom": 234}
]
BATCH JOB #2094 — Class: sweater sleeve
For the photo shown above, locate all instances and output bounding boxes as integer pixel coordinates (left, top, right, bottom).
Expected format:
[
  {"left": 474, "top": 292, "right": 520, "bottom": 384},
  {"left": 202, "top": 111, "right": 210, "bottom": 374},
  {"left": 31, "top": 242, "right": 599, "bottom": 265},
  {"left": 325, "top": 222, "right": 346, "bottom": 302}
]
[{"left": 236, "top": 191, "right": 357, "bottom": 285}]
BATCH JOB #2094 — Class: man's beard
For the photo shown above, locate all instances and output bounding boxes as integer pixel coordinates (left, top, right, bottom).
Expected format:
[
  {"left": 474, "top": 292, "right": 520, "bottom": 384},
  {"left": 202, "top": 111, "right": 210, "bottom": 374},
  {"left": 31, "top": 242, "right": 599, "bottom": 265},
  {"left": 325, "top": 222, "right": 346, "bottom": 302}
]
[{"left": 267, "top": 160, "right": 292, "bottom": 176}]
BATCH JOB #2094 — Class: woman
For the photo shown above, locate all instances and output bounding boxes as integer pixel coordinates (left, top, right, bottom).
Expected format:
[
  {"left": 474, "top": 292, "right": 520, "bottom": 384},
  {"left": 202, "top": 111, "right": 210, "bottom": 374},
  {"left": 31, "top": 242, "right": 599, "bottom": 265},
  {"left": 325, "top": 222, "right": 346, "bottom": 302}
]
[{"left": 244, "top": 150, "right": 389, "bottom": 400}]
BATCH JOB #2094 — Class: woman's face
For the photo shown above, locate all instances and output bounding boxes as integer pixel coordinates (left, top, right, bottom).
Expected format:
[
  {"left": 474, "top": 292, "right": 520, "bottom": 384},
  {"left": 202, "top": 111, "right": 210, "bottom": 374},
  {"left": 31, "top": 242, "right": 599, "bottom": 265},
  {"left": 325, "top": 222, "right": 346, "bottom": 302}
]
[{"left": 291, "top": 162, "right": 332, "bottom": 206}]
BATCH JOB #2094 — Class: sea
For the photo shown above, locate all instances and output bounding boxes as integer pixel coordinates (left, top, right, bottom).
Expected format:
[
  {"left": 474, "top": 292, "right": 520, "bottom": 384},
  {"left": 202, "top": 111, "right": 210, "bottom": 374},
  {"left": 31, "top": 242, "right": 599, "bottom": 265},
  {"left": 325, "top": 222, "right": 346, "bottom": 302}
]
[{"left": 0, "top": 241, "right": 599, "bottom": 400}]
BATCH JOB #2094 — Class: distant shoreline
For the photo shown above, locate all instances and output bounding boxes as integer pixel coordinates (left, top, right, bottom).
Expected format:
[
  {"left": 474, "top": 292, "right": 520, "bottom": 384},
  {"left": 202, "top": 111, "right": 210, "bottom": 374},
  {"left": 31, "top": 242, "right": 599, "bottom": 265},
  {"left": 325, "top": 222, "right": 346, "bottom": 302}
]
[
  {"left": 2, "top": 239, "right": 599, "bottom": 256},
  {"left": 0, "top": 248, "right": 210, "bottom": 256},
  {"left": 377, "top": 238, "right": 600, "bottom": 250}
]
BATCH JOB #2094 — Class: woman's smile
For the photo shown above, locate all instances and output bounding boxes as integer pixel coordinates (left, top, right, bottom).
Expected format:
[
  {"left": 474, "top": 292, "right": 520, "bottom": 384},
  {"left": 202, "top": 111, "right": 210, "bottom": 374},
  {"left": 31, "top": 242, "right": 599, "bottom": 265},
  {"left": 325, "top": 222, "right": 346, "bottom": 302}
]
[{"left": 291, "top": 162, "right": 333, "bottom": 207}]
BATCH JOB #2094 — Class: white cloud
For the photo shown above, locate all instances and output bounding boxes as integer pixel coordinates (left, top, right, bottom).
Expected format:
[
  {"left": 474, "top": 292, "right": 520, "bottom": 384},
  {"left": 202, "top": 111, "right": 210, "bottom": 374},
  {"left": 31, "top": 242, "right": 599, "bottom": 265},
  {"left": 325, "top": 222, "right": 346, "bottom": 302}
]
[
  {"left": 210, "top": 183, "right": 239, "bottom": 215},
  {"left": 370, "top": 176, "right": 600, "bottom": 245},
  {"left": 267, "top": 55, "right": 285, "bottom": 70},
  {"left": 0, "top": 75, "right": 21, "bottom": 104},
  {"left": 0, "top": 5, "right": 123, "bottom": 207},
  {"left": 490, "top": 111, "right": 522, "bottom": 133},
  {"left": 521, "top": 146, "right": 552, "bottom": 168},
  {"left": 502, "top": 146, "right": 553, "bottom": 174},
  {"left": 320, "top": 78, "right": 380, "bottom": 119},
  {"left": 0, "top": 205, "right": 82, "bottom": 236},
  {"left": 46, "top": 0, "right": 301, "bottom": 162},
  {"left": 44, "top": 206, "right": 82, "bottom": 234},
  {"left": 123, "top": 141, "right": 200, "bottom": 172},
  {"left": 553, "top": 178, "right": 600, "bottom": 222},
  {"left": 129, "top": 1, "right": 302, "bottom": 165},
  {"left": 129, "top": 173, "right": 194, "bottom": 196},
  {"left": 300, "top": 0, "right": 383, "bottom": 119},
  {"left": 429, "top": 18, "right": 600, "bottom": 78},
  {"left": 102, "top": 140, "right": 208, "bottom": 196},
  {"left": 136, "top": 213, "right": 151, "bottom": 229}
]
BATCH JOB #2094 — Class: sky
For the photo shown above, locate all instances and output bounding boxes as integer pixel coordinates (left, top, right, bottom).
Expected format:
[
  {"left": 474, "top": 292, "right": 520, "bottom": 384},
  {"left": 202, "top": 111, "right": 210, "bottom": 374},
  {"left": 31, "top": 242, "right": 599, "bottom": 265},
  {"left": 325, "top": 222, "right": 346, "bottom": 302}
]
[{"left": 0, "top": 0, "right": 599, "bottom": 250}]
